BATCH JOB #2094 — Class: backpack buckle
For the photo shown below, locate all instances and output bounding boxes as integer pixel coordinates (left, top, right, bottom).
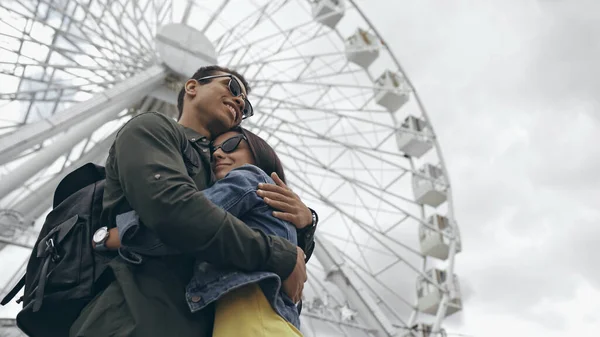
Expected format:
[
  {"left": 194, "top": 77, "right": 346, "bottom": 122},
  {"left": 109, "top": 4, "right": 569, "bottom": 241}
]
[{"left": 45, "top": 238, "right": 61, "bottom": 262}]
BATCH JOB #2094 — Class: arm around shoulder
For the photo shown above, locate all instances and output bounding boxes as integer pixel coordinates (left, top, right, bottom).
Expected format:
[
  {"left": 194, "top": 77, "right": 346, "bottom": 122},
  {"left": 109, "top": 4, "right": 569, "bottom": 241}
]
[{"left": 113, "top": 114, "right": 297, "bottom": 278}]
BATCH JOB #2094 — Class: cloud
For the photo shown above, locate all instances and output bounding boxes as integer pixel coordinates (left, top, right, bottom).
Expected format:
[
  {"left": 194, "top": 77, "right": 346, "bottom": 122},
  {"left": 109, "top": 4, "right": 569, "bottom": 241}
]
[
  {"left": 528, "top": 0, "right": 600, "bottom": 112},
  {"left": 1, "top": 2, "right": 598, "bottom": 337},
  {"left": 365, "top": 0, "right": 600, "bottom": 334}
]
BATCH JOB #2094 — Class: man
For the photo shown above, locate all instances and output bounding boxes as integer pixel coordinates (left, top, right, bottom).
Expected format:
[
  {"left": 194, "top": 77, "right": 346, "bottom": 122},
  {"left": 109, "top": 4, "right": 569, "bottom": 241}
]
[{"left": 70, "top": 66, "right": 312, "bottom": 337}]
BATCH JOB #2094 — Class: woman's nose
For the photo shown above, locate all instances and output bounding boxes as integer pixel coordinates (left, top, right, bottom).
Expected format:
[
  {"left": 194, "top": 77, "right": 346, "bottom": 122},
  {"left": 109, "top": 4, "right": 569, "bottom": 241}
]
[{"left": 212, "top": 148, "right": 226, "bottom": 159}]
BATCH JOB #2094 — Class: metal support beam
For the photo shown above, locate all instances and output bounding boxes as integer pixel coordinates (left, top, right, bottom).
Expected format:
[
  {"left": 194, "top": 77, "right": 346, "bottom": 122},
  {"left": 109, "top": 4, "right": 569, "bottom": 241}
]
[
  {"left": 0, "top": 97, "right": 148, "bottom": 254},
  {"left": 0, "top": 229, "right": 38, "bottom": 249},
  {"left": 0, "top": 259, "right": 26, "bottom": 303},
  {"left": 314, "top": 236, "right": 398, "bottom": 337},
  {"left": 148, "top": 84, "right": 178, "bottom": 106},
  {"left": 0, "top": 111, "right": 116, "bottom": 202},
  {"left": 299, "top": 317, "right": 316, "bottom": 337},
  {"left": 0, "top": 67, "right": 167, "bottom": 202},
  {"left": 201, "top": 0, "right": 231, "bottom": 33},
  {"left": 0, "top": 65, "right": 167, "bottom": 166},
  {"left": 301, "top": 312, "right": 377, "bottom": 334},
  {"left": 431, "top": 240, "right": 457, "bottom": 334},
  {"left": 431, "top": 294, "right": 449, "bottom": 334},
  {"left": 0, "top": 129, "right": 117, "bottom": 255},
  {"left": 15, "top": 128, "right": 119, "bottom": 224},
  {"left": 0, "top": 318, "right": 19, "bottom": 335},
  {"left": 13, "top": 96, "right": 151, "bottom": 226},
  {"left": 180, "top": 0, "right": 194, "bottom": 24}
]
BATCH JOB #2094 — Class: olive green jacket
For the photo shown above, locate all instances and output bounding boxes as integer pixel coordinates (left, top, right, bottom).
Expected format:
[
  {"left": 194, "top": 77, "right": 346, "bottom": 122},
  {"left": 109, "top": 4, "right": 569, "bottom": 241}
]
[{"left": 70, "top": 112, "right": 298, "bottom": 337}]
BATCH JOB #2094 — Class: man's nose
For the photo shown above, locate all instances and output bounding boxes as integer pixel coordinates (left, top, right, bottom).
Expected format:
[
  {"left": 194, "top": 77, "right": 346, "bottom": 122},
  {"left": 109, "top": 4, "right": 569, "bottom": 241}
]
[{"left": 232, "top": 95, "right": 245, "bottom": 112}]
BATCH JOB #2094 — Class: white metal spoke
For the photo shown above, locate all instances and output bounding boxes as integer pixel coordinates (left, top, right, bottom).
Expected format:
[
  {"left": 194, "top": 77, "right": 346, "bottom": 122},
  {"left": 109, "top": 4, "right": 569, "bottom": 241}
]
[
  {"left": 39, "top": 0, "right": 148, "bottom": 58},
  {"left": 302, "top": 312, "right": 376, "bottom": 334},
  {"left": 0, "top": 1, "right": 462, "bottom": 335},
  {"left": 266, "top": 141, "right": 424, "bottom": 223},
  {"left": 253, "top": 94, "right": 398, "bottom": 130},
  {"left": 215, "top": 0, "right": 290, "bottom": 54},
  {"left": 253, "top": 78, "right": 392, "bottom": 92},
  {"left": 248, "top": 115, "right": 418, "bottom": 181},
  {"left": 200, "top": 0, "right": 230, "bottom": 33},
  {"left": 279, "top": 162, "right": 424, "bottom": 260}
]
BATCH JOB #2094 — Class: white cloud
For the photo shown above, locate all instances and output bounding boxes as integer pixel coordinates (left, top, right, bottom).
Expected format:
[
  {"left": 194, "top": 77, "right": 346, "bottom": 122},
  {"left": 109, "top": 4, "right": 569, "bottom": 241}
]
[
  {"left": 362, "top": 0, "right": 600, "bottom": 336},
  {"left": 1, "top": 1, "right": 598, "bottom": 336}
]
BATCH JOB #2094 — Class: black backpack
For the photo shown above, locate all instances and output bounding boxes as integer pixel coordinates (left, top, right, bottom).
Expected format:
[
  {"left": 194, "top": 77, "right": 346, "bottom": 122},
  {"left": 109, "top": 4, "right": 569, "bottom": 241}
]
[{"left": 1, "top": 163, "right": 113, "bottom": 337}]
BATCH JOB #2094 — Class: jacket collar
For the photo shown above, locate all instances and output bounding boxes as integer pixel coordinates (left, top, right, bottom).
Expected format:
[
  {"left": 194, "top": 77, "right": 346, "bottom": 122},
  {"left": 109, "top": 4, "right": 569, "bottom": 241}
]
[{"left": 181, "top": 125, "right": 210, "bottom": 145}]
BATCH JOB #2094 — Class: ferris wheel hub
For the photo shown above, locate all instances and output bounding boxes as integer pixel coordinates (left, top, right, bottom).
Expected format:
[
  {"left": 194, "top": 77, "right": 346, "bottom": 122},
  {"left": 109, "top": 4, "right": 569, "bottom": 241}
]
[
  {"left": 155, "top": 24, "right": 217, "bottom": 77},
  {"left": 0, "top": 0, "right": 463, "bottom": 334}
]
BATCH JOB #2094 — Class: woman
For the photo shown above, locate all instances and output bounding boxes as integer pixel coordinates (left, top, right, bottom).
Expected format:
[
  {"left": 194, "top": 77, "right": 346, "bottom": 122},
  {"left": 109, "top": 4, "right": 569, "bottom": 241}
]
[{"left": 104, "top": 127, "right": 313, "bottom": 336}]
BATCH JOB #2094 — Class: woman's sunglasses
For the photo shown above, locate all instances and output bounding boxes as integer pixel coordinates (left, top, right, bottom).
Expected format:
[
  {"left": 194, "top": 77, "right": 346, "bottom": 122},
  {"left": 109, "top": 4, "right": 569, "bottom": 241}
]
[
  {"left": 194, "top": 74, "right": 254, "bottom": 119},
  {"left": 211, "top": 134, "right": 248, "bottom": 154}
]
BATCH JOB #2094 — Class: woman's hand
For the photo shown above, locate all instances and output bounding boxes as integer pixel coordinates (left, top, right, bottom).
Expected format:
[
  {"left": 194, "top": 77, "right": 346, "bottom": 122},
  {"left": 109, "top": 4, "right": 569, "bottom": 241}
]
[{"left": 257, "top": 172, "right": 312, "bottom": 229}]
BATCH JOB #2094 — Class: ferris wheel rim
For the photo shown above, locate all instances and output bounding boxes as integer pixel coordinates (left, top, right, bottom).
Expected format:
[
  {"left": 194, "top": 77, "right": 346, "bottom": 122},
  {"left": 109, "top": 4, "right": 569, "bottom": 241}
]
[{"left": 0, "top": 0, "right": 462, "bottom": 334}]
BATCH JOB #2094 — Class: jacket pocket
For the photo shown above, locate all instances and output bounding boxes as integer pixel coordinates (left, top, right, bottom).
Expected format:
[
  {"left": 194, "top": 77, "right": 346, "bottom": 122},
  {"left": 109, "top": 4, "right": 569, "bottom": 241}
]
[{"left": 41, "top": 214, "right": 84, "bottom": 289}]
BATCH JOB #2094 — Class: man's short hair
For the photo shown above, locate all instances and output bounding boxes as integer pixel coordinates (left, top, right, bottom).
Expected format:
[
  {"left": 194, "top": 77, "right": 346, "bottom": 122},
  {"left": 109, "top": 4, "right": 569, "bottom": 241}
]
[{"left": 176, "top": 65, "right": 251, "bottom": 121}]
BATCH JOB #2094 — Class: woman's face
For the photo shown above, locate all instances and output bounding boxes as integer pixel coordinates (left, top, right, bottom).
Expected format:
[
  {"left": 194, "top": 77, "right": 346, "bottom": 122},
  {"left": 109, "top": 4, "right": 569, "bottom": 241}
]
[{"left": 211, "top": 131, "right": 255, "bottom": 180}]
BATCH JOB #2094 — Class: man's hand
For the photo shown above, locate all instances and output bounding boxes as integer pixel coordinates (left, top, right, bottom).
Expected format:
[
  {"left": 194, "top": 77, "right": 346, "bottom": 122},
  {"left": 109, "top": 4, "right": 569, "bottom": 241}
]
[
  {"left": 105, "top": 228, "right": 122, "bottom": 250},
  {"left": 257, "top": 172, "right": 312, "bottom": 229},
  {"left": 282, "top": 246, "right": 307, "bottom": 303}
]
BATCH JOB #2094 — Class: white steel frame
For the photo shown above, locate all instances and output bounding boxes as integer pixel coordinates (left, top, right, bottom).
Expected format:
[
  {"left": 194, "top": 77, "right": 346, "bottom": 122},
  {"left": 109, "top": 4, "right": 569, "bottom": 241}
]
[{"left": 0, "top": 1, "right": 461, "bottom": 336}]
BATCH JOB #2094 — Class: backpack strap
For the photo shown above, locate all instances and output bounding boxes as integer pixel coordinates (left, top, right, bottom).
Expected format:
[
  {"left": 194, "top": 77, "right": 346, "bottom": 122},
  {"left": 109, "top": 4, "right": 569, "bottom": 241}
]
[
  {"left": 0, "top": 274, "right": 25, "bottom": 305},
  {"left": 32, "top": 253, "right": 54, "bottom": 312},
  {"left": 28, "top": 214, "right": 79, "bottom": 312}
]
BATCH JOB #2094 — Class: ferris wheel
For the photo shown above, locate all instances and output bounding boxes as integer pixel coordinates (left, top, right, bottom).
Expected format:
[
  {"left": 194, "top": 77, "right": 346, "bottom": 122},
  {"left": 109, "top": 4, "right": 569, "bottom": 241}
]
[{"left": 0, "top": 0, "right": 463, "bottom": 336}]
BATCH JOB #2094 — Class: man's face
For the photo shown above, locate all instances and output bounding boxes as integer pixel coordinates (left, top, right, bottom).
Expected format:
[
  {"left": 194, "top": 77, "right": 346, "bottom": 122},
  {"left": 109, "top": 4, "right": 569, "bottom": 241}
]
[{"left": 185, "top": 71, "right": 248, "bottom": 138}]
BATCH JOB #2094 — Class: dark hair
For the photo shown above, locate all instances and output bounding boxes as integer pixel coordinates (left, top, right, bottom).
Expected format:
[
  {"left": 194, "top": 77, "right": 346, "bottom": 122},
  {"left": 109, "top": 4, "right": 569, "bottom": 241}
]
[
  {"left": 177, "top": 65, "right": 251, "bottom": 121},
  {"left": 236, "top": 127, "right": 286, "bottom": 184}
]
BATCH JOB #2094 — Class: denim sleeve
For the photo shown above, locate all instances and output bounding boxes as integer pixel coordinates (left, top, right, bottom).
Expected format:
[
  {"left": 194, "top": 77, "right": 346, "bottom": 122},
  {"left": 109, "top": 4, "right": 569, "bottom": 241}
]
[
  {"left": 116, "top": 210, "right": 181, "bottom": 258},
  {"left": 117, "top": 165, "right": 271, "bottom": 257},
  {"left": 202, "top": 164, "right": 271, "bottom": 217}
]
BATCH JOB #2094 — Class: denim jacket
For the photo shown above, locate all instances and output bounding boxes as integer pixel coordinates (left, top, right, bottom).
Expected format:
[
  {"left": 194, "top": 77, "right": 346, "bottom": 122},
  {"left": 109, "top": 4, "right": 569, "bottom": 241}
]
[{"left": 115, "top": 165, "right": 300, "bottom": 328}]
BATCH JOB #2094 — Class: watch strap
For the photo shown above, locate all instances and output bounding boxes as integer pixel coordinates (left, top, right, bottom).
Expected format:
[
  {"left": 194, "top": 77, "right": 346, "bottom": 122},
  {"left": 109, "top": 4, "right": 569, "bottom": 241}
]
[
  {"left": 297, "top": 208, "right": 318, "bottom": 262},
  {"left": 94, "top": 241, "right": 108, "bottom": 252}
]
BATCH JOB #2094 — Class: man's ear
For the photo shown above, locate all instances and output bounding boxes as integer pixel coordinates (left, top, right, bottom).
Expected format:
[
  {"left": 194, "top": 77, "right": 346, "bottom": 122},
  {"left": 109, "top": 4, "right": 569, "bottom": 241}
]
[{"left": 185, "top": 79, "right": 197, "bottom": 97}]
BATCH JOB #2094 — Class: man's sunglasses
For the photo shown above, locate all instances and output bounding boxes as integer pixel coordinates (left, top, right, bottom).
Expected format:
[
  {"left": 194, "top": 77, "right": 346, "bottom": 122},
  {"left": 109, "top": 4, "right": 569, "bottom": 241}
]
[
  {"left": 211, "top": 134, "right": 248, "bottom": 154},
  {"left": 194, "top": 74, "right": 254, "bottom": 119}
]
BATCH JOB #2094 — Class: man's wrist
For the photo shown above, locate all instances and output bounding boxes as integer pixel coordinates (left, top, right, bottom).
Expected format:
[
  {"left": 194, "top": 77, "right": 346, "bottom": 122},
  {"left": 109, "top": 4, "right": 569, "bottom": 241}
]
[{"left": 301, "top": 208, "right": 318, "bottom": 230}]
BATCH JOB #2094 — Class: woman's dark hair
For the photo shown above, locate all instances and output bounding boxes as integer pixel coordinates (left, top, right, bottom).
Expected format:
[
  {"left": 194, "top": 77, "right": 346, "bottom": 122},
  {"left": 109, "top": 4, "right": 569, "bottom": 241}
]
[
  {"left": 176, "top": 65, "right": 251, "bottom": 121},
  {"left": 236, "top": 127, "right": 286, "bottom": 184}
]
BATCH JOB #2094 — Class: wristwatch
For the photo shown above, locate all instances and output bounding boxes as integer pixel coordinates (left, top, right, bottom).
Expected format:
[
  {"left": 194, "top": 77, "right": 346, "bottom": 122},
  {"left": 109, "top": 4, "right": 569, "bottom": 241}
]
[
  {"left": 304, "top": 208, "right": 318, "bottom": 230},
  {"left": 309, "top": 208, "right": 318, "bottom": 228},
  {"left": 93, "top": 226, "right": 110, "bottom": 251},
  {"left": 297, "top": 208, "right": 318, "bottom": 262}
]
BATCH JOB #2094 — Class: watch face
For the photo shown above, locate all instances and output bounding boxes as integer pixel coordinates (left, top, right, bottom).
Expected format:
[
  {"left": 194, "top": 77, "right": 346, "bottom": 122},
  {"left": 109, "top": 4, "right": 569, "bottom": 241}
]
[{"left": 93, "top": 227, "right": 108, "bottom": 243}]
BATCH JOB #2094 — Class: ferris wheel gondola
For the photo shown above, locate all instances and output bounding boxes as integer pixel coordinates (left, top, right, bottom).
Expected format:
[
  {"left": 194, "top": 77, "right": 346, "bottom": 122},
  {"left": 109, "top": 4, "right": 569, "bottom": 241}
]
[{"left": 0, "top": 0, "right": 462, "bottom": 335}]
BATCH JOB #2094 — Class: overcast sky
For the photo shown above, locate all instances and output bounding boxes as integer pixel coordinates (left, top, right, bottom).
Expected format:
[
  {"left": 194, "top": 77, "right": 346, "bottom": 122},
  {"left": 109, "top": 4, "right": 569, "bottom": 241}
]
[
  {"left": 1, "top": 0, "right": 599, "bottom": 336},
  {"left": 359, "top": 0, "right": 600, "bottom": 336}
]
